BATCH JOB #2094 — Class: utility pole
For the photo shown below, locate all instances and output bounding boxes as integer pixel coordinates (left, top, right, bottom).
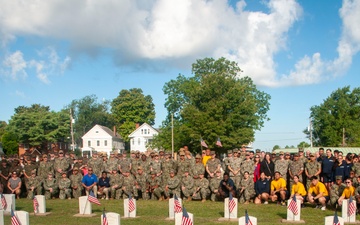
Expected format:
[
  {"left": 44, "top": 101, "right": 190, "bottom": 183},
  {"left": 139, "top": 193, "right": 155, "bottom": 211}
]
[
  {"left": 70, "top": 109, "right": 75, "bottom": 152},
  {"left": 171, "top": 113, "right": 174, "bottom": 158},
  {"left": 309, "top": 117, "right": 313, "bottom": 147},
  {"left": 342, "top": 127, "right": 346, "bottom": 147}
]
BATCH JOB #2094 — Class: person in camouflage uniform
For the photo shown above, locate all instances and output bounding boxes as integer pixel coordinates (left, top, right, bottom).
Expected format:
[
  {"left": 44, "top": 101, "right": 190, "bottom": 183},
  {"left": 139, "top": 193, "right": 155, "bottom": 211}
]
[
  {"left": 241, "top": 153, "right": 254, "bottom": 179},
  {"left": 87, "top": 152, "right": 102, "bottom": 178},
  {"left": 330, "top": 175, "right": 345, "bottom": 206},
  {"left": 192, "top": 173, "right": 209, "bottom": 202},
  {"left": 274, "top": 152, "right": 289, "bottom": 183},
  {"left": 109, "top": 168, "right": 123, "bottom": 199},
  {"left": 0, "top": 160, "right": 10, "bottom": 193},
  {"left": 181, "top": 170, "right": 194, "bottom": 201},
  {"left": 118, "top": 153, "right": 132, "bottom": 175},
  {"left": 238, "top": 171, "right": 255, "bottom": 204},
  {"left": 26, "top": 170, "right": 40, "bottom": 199},
  {"left": 130, "top": 151, "right": 140, "bottom": 176},
  {"left": 105, "top": 152, "right": 119, "bottom": 173},
  {"left": 288, "top": 154, "right": 304, "bottom": 192},
  {"left": 139, "top": 154, "right": 150, "bottom": 173},
  {"left": 352, "top": 157, "right": 360, "bottom": 177},
  {"left": 134, "top": 166, "right": 148, "bottom": 200},
  {"left": 121, "top": 170, "right": 136, "bottom": 199},
  {"left": 147, "top": 171, "right": 163, "bottom": 200},
  {"left": 54, "top": 151, "right": 70, "bottom": 179},
  {"left": 69, "top": 167, "right": 83, "bottom": 199},
  {"left": 58, "top": 172, "right": 72, "bottom": 199},
  {"left": 206, "top": 151, "right": 221, "bottom": 180},
  {"left": 191, "top": 154, "right": 205, "bottom": 180},
  {"left": 228, "top": 151, "right": 242, "bottom": 188},
  {"left": 177, "top": 152, "right": 191, "bottom": 177},
  {"left": 209, "top": 170, "right": 222, "bottom": 201},
  {"left": 161, "top": 153, "right": 176, "bottom": 191},
  {"left": 43, "top": 172, "right": 58, "bottom": 199},
  {"left": 149, "top": 153, "right": 162, "bottom": 177},
  {"left": 305, "top": 153, "right": 322, "bottom": 190},
  {"left": 223, "top": 150, "right": 233, "bottom": 174},
  {"left": 164, "top": 170, "right": 181, "bottom": 199}
]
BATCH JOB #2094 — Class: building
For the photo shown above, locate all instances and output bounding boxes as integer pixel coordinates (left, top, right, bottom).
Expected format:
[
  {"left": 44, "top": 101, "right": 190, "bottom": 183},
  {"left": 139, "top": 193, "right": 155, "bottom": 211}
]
[
  {"left": 128, "top": 123, "right": 159, "bottom": 153},
  {"left": 81, "top": 124, "right": 125, "bottom": 156}
]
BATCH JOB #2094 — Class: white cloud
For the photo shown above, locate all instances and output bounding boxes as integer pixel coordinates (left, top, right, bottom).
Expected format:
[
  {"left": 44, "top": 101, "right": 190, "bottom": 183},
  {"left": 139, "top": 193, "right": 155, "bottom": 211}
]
[
  {"left": 0, "top": 0, "right": 358, "bottom": 87},
  {"left": 15, "top": 90, "right": 26, "bottom": 98},
  {"left": 2, "top": 50, "right": 27, "bottom": 80}
]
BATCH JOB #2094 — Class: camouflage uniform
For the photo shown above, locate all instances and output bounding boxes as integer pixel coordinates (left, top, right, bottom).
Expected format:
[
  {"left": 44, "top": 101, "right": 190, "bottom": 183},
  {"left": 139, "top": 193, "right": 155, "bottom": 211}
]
[
  {"left": 223, "top": 155, "right": 233, "bottom": 174},
  {"left": 181, "top": 174, "right": 194, "bottom": 199},
  {"left": 229, "top": 157, "right": 242, "bottom": 188},
  {"left": 330, "top": 183, "right": 345, "bottom": 205},
  {"left": 274, "top": 159, "right": 289, "bottom": 182},
  {"left": 149, "top": 160, "right": 162, "bottom": 175},
  {"left": 109, "top": 172, "right": 123, "bottom": 199},
  {"left": 130, "top": 158, "right": 140, "bottom": 176},
  {"left": 106, "top": 157, "right": 119, "bottom": 173},
  {"left": 192, "top": 176, "right": 209, "bottom": 200},
  {"left": 147, "top": 174, "right": 163, "bottom": 200},
  {"left": 206, "top": 158, "right": 221, "bottom": 180},
  {"left": 209, "top": 175, "right": 222, "bottom": 201},
  {"left": 121, "top": 174, "right": 136, "bottom": 199},
  {"left": 26, "top": 175, "right": 40, "bottom": 198},
  {"left": 118, "top": 158, "right": 132, "bottom": 174},
  {"left": 192, "top": 162, "right": 205, "bottom": 179},
  {"left": 352, "top": 162, "right": 360, "bottom": 177},
  {"left": 177, "top": 159, "right": 191, "bottom": 177},
  {"left": 69, "top": 171, "right": 83, "bottom": 199},
  {"left": 0, "top": 162, "right": 11, "bottom": 193},
  {"left": 238, "top": 178, "right": 255, "bottom": 203},
  {"left": 134, "top": 172, "right": 149, "bottom": 200},
  {"left": 43, "top": 177, "right": 58, "bottom": 199},
  {"left": 87, "top": 157, "right": 103, "bottom": 178},
  {"left": 164, "top": 174, "right": 181, "bottom": 198},
  {"left": 289, "top": 160, "right": 304, "bottom": 191},
  {"left": 54, "top": 157, "right": 70, "bottom": 179},
  {"left": 305, "top": 160, "right": 321, "bottom": 189},
  {"left": 241, "top": 159, "right": 254, "bottom": 177},
  {"left": 38, "top": 161, "right": 54, "bottom": 179},
  {"left": 58, "top": 176, "right": 72, "bottom": 199}
]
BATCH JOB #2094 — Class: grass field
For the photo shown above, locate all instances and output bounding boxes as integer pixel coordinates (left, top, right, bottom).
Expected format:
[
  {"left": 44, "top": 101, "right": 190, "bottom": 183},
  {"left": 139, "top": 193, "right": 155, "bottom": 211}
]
[{"left": 3, "top": 199, "right": 359, "bottom": 225}]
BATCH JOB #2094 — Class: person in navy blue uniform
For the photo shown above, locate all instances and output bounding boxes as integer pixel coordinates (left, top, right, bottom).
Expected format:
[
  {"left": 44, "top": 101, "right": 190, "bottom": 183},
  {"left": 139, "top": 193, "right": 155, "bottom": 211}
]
[
  {"left": 98, "top": 171, "right": 110, "bottom": 200},
  {"left": 254, "top": 172, "right": 270, "bottom": 204},
  {"left": 322, "top": 149, "right": 335, "bottom": 192}
]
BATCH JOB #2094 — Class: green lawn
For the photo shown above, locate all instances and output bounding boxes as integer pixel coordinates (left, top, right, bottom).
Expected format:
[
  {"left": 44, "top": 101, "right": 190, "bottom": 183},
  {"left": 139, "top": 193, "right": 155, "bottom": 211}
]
[{"left": 4, "top": 199, "right": 358, "bottom": 225}]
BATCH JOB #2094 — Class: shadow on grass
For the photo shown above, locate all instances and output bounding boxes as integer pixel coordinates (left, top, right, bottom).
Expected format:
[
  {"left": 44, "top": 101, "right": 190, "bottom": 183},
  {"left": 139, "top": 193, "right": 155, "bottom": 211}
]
[
  {"left": 276, "top": 212, "right": 286, "bottom": 219},
  {"left": 47, "top": 208, "right": 52, "bottom": 212}
]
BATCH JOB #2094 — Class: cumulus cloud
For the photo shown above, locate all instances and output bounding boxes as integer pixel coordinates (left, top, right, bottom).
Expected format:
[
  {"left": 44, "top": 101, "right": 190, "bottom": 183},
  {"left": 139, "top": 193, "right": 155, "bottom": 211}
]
[
  {"left": 0, "top": 0, "right": 358, "bottom": 86},
  {"left": 2, "top": 51, "right": 27, "bottom": 80}
]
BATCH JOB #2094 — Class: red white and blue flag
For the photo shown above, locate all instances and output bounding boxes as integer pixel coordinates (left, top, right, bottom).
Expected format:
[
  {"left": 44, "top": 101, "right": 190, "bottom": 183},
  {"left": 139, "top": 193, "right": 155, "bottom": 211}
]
[
  {"left": 288, "top": 195, "right": 298, "bottom": 215},
  {"left": 0, "top": 193, "right": 7, "bottom": 210},
  {"left": 128, "top": 194, "right": 135, "bottom": 212},
  {"left": 182, "top": 206, "right": 193, "bottom": 225},
  {"left": 216, "top": 137, "right": 222, "bottom": 147},
  {"left": 11, "top": 208, "right": 21, "bottom": 225},
  {"left": 88, "top": 190, "right": 101, "bottom": 205},
  {"left": 102, "top": 209, "right": 109, "bottom": 225},
  {"left": 245, "top": 210, "right": 253, "bottom": 225},
  {"left": 200, "top": 138, "right": 208, "bottom": 148},
  {"left": 33, "top": 196, "right": 39, "bottom": 213},
  {"left": 348, "top": 195, "right": 356, "bottom": 216},
  {"left": 333, "top": 211, "right": 340, "bottom": 225},
  {"left": 228, "top": 192, "right": 236, "bottom": 213},
  {"left": 174, "top": 194, "right": 182, "bottom": 213}
]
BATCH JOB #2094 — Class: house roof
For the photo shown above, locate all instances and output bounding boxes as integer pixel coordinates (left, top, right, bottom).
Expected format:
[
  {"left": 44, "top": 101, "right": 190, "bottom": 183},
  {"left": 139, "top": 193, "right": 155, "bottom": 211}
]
[
  {"left": 128, "top": 122, "right": 158, "bottom": 138},
  {"left": 83, "top": 124, "right": 123, "bottom": 139}
]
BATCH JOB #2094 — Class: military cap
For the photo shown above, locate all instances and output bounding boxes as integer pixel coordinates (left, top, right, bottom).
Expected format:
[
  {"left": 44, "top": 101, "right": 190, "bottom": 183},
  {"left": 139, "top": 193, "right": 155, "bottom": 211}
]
[
  {"left": 169, "top": 169, "right": 175, "bottom": 174},
  {"left": 227, "top": 150, "right": 233, "bottom": 154},
  {"left": 309, "top": 153, "right": 315, "bottom": 157},
  {"left": 195, "top": 154, "right": 201, "bottom": 159},
  {"left": 92, "top": 151, "right": 97, "bottom": 154},
  {"left": 73, "top": 167, "right": 79, "bottom": 171},
  {"left": 150, "top": 171, "right": 157, "bottom": 175},
  {"left": 210, "top": 151, "right": 216, "bottom": 155},
  {"left": 336, "top": 175, "right": 342, "bottom": 180},
  {"left": 298, "top": 149, "right": 304, "bottom": 152},
  {"left": 279, "top": 151, "right": 284, "bottom": 155},
  {"left": 179, "top": 152, "right": 185, "bottom": 156},
  {"left": 58, "top": 150, "right": 64, "bottom": 154},
  {"left": 255, "top": 149, "right": 261, "bottom": 153},
  {"left": 1, "top": 160, "right": 7, "bottom": 163},
  {"left": 293, "top": 153, "right": 299, "bottom": 157},
  {"left": 137, "top": 166, "right": 143, "bottom": 170}
]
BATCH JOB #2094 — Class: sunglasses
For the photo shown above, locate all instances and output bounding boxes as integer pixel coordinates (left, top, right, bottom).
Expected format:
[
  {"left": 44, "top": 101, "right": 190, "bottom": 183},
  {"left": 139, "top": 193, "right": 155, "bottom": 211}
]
[{"left": 345, "top": 181, "right": 351, "bottom": 184}]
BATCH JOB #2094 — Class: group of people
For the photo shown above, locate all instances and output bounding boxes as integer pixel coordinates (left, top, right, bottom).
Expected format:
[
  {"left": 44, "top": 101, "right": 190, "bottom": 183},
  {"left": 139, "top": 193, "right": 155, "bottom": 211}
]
[{"left": 0, "top": 146, "right": 359, "bottom": 213}]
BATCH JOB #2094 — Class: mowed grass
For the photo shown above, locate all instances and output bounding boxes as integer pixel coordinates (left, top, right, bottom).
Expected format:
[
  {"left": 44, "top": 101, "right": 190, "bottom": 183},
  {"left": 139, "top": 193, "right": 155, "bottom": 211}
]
[{"left": 4, "top": 198, "right": 359, "bottom": 225}]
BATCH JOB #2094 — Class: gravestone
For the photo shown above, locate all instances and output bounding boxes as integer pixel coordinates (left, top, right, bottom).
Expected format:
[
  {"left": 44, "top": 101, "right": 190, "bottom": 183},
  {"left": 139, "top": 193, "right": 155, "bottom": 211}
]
[
  {"left": 1, "top": 194, "right": 15, "bottom": 213},
  {"left": 175, "top": 211, "right": 194, "bottom": 225},
  {"left": 101, "top": 212, "right": 120, "bottom": 225},
  {"left": 324, "top": 215, "right": 344, "bottom": 225},
  {"left": 15, "top": 211, "right": 29, "bottom": 225},
  {"left": 341, "top": 199, "right": 356, "bottom": 223},
  {"left": 123, "top": 198, "right": 136, "bottom": 218},
  {"left": 168, "top": 197, "right": 182, "bottom": 219},
  {"left": 224, "top": 197, "right": 237, "bottom": 219},
  {"left": 74, "top": 196, "right": 96, "bottom": 217},
  {"left": 238, "top": 215, "right": 257, "bottom": 225},
  {"left": 0, "top": 210, "right": 3, "bottom": 225}
]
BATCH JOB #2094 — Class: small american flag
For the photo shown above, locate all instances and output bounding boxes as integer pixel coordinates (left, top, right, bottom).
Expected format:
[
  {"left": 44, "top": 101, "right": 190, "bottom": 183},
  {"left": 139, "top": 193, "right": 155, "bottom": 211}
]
[
  {"left": 216, "top": 137, "right": 222, "bottom": 147},
  {"left": 11, "top": 208, "right": 21, "bottom": 225},
  {"left": 181, "top": 206, "right": 193, "bottom": 225},
  {"left": 88, "top": 190, "right": 101, "bottom": 205},
  {"left": 102, "top": 209, "right": 109, "bottom": 225},
  {"left": 228, "top": 192, "right": 236, "bottom": 213},
  {"left": 174, "top": 194, "right": 182, "bottom": 213},
  {"left": 0, "top": 193, "right": 7, "bottom": 209},
  {"left": 288, "top": 195, "right": 298, "bottom": 215},
  {"left": 33, "top": 196, "right": 39, "bottom": 213},
  {"left": 245, "top": 210, "right": 253, "bottom": 225},
  {"left": 200, "top": 138, "right": 208, "bottom": 148},
  {"left": 128, "top": 194, "right": 135, "bottom": 212},
  {"left": 348, "top": 195, "right": 356, "bottom": 216},
  {"left": 333, "top": 211, "right": 340, "bottom": 225}
]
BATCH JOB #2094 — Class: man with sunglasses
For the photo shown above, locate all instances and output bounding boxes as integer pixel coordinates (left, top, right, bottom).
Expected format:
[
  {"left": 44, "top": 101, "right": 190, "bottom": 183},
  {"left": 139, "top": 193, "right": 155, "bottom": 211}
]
[{"left": 81, "top": 167, "right": 98, "bottom": 197}]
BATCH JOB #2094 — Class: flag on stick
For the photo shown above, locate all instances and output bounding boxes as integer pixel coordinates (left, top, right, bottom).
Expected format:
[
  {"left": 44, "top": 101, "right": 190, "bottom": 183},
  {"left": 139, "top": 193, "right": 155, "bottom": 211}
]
[
  {"left": 0, "top": 193, "right": 7, "bottom": 209},
  {"left": 11, "top": 207, "right": 21, "bottom": 225},
  {"left": 200, "top": 138, "right": 208, "bottom": 148},
  {"left": 348, "top": 195, "right": 356, "bottom": 216},
  {"left": 128, "top": 194, "right": 135, "bottom": 212},
  {"left": 333, "top": 210, "right": 340, "bottom": 225},
  {"left": 33, "top": 196, "right": 39, "bottom": 213},
  {"left": 287, "top": 195, "right": 299, "bottom": 215},
  {"left": 228, "top": 192, "right": 236, "bottom": 213},
  {"left": 216, "top": 137, "right": 222, "bottom": 147},
  {"left": 88, "top": 190, "right": 101, "bottom": 205},
  {"left": 245, "top": 210, "right": 253, "bottom": 225},
  {"left": 182, "top": 206, "right": 193, "bottom": 225},
  {"left": 174, "top": 194, "right": 182, "bottom": 213},
  {"left": 102, "top": 208, "right": 109, "bottom": 225}
]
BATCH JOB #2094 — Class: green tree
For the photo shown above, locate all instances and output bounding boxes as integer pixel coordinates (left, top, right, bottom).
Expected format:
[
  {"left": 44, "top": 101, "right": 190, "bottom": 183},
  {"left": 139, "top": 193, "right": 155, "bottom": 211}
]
[
  {"left": 273, "top": 145, "right": 281, "bottom": 150},
  {"left": 0, "top": 121, "right": 7, "bottom": 140},
  {"left": 297, "top": 141, "right": 310, "bottom": 148},
  {"left": 66, "top": 95, "right": 115, "bottom": 146},
  {"left": 305, "top": 86, "right": 360, "bottom": 146},
  {"left": 152, "top": 57, "right": 271, "bottom": 152},
  {"left": 6, "top": 104, "right": 70, "bottom": 149},
  {"left": 1, "top": 131, "right": 18, "bottom": 155},
  {"left": 111, "top": 88, "right": 155, "bottom": 143}
]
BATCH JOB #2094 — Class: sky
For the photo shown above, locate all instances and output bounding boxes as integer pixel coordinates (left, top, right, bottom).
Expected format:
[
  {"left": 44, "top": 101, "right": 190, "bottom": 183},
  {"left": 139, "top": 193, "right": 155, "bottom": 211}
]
[{"left": 1, "top": 0, "right": 360, "bottom": 152}]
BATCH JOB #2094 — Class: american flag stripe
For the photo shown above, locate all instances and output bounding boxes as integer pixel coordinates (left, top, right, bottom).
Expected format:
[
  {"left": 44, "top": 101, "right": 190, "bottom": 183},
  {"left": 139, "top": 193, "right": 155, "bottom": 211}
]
[
  {"left": 288, "top": 195, "right": 299, "bottom": 215},
  {"left": 228, "top": 193, "right": 236, "bottom": 213},
  {"left": 182, "top": 207, "right": 193, "bottom": 225},
  {"left": 174, "top": 194, "right": 182, "bottom": 213},
  {"left": 333, "top": 211, "right": 340, "bottom": 225},
  {"left": 245, "top": 210, "right": 253, "bottom": 225},
  {"left": 200, "top": 139, "right": 208, "bottom": 148},
  {"left": 348, "top": 196, "right": 356, "bottom": 217},
  {"left": 0, "top": 193, "right": 7, "bottom": 209},
  {"left": 216, "top": 137, "right": 222, "bottom": 147},
  {"left": 88, "top": 190, "right": 101, "bottom": 205},
  {"left": 128, "top": 195, "right": 135, "bottom": 212},
  {"left": 11, "top": 208, "right": 21, "bottom": 225},
  {"left": 103, "top": 210, "right": 109, "bottom": 225},
  {"left": 33, "top": 196, "right": 39, "bottom": 213}
]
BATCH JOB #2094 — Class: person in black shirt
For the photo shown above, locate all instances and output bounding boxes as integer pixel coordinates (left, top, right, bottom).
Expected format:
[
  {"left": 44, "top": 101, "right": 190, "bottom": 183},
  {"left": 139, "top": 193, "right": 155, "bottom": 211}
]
[
  {"left": 218, "top": 172, "right": 236, "bottom": 199},
  {"left": 254, "top": 172, "right": 270, "bottom": 204},
  {"left": 98, "top": 171, "right": 110, "bottom": 200}
]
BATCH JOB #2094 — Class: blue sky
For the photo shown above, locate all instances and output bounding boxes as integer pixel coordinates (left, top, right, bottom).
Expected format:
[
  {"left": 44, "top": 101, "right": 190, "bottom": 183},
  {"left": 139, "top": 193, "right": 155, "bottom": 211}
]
[{"left": 1, "top": 0, "right": 359, "bottom": 152}]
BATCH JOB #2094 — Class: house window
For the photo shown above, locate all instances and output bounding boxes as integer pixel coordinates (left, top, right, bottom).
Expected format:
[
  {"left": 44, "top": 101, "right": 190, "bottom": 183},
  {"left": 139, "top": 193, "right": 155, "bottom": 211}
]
[
  {"left": 97, "top": 140, "right": 100, "bottom": 146},
  {"left": 148, "top": 129, "right": 150, "bottom": 134},
  {"left": 88, "top": 141, "right": 91, "bottom": 147},
  {"left": 96, "top": 130, "right": 99, "bottom": 133},
  {"left": 138, "top": 138, "right": 140, "bottom": 145},
  {"left": 144, "top": 129, "right": 147, "bottom": 134},
  {"left": 104, "top": 140, "right": 107, "bottom": 146},
  {"left": 141, "top": 129, "right": 143, "bottom": 134}
]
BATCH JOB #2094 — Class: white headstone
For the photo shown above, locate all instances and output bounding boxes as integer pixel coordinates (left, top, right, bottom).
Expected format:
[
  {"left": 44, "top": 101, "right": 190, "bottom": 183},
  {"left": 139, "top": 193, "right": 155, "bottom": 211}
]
[
  {"left": 123, "top": 198, "right": 136, "bottom": 218},
  {"left": 341, "top": 199, "right": 356, "bottom": 222},
  {"left": 79, "top": 196, "right": 92, "bottom": 215},
  {"left": 101, "top": 212, "right": 120, "bottom": 225},
  {"left": 15, "top": 211, "right": 29, "bottom": 225},
  {"left": 224, "top": 197, "right": 237, "bottom": 219},
  {"left": 324, "top": 215, "right": 344, "bottom": 225},
  {"left": 0, "top": 210, "right": 4, "bottom": 225},
  {"left": 238, "top": 216, "right": 257, "bottom": 225},
  {"left": 286, "top": 198, "right": 301, "bottom": 221},
  {"left": 1, "top": 194, "right": 15, "bottom": 213},
  {"left": 175, "top": 212, "right": 194, "bottom": 225},
  {"left": 169, "top": 197, "right": 183, "bottom": 219},
  {"left": 35, "top": 195, "right": 46, "bottom": 214}
]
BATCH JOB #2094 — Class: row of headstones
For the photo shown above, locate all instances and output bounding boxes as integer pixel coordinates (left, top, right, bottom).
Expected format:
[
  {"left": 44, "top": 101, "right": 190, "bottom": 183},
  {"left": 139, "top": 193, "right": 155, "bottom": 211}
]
[{"left": 0, "top": 194, "right": 358, "bottom": 225}]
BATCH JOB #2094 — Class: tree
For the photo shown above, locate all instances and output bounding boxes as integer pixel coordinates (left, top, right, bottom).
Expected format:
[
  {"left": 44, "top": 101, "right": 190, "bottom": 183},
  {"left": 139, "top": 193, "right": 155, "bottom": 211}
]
[
  {"left": 297, "top": 141, "right": 310, "bottom": 148},
  {"left": 6, "top": 104, "right": 70, "bottom": 149},
  {"left": 273, "top": 145, "right": 281, "bottom": 150},
  {"left": 0, "top": 121, "right": 7, "bottom": 140},
  {"left": 66, "top": 95, "right": 115, "bottom": 146},
  {"left": 111, "top": 88, "right": 155, "bottom": 143},
  {"left": 305, "top": 86, "right": 360, "bottom": 147},
  {"left": 152, "top": 57, "right": 271, "bottom": 152},
  {"left": 1, "top": 131, "right": 18, "bottom": 155}
]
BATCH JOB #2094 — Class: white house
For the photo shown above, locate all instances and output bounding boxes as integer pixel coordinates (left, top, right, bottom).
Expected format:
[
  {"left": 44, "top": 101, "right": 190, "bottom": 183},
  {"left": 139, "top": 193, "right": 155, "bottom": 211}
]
[
  {"left": 81, "top": 124, "right": 125, "bottom": 156},
  {"left": 128, "top": 123, "right": 159, "bottom": 152}
]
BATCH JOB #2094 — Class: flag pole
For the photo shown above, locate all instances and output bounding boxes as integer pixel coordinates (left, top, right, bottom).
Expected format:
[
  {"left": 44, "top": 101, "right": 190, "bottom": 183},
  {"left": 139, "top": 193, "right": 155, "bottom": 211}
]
[{"left": 83, "top": 195, "right": 89, "bottom": 215}]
